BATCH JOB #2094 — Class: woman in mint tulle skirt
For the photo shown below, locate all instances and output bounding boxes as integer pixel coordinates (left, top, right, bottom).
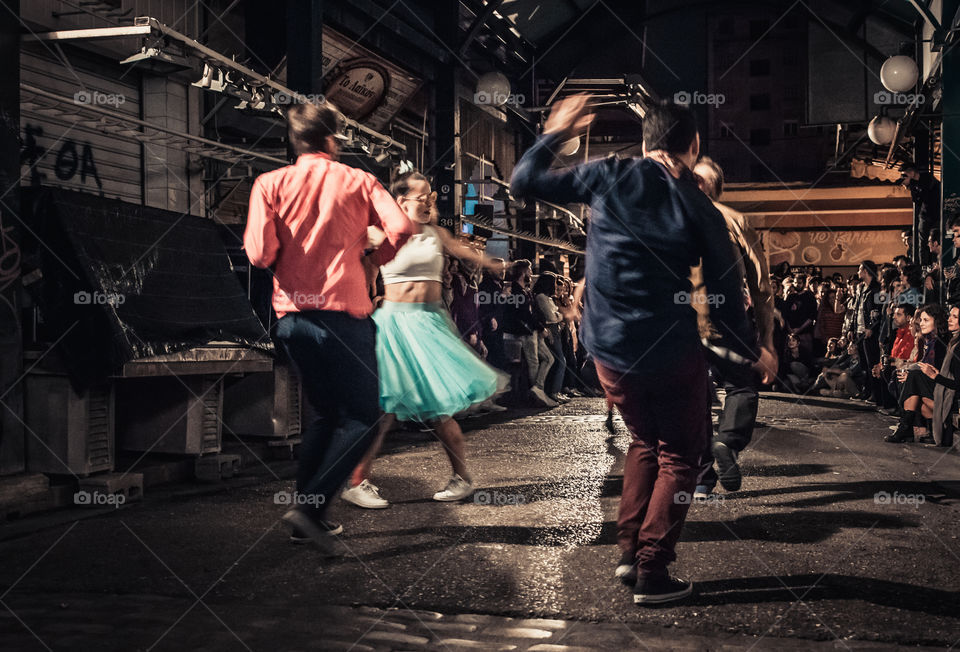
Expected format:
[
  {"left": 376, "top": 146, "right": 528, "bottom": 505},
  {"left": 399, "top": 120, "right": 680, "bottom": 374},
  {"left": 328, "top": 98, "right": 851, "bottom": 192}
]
[{"left": 340, "top": 172, "right": 506, "bottom": 509}]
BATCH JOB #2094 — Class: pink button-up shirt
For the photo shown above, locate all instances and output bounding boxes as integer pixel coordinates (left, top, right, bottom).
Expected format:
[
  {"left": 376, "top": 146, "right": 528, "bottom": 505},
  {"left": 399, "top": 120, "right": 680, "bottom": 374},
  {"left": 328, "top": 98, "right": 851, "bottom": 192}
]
[{"left": 244, "top": 152, "right": 414, "bottom": 319}]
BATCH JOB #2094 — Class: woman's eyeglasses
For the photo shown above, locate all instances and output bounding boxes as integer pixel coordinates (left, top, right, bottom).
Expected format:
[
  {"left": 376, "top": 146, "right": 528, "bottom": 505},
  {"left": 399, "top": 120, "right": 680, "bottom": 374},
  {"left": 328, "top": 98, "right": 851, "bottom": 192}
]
[{"left": 401, "top": 191, "right": 437, "bottom": 204}]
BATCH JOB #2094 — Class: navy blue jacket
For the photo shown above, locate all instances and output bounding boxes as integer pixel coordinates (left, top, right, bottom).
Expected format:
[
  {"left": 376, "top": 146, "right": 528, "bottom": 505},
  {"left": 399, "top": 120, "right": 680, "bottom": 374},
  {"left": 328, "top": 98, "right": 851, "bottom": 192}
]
[{"left": 511, "top": 133, "right": 758, "bottom": 373}]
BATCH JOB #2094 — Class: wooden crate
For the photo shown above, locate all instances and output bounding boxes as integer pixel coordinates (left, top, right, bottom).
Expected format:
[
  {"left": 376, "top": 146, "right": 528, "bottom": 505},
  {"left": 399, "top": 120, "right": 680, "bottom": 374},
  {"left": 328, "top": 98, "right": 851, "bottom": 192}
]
[{"left": 25, "top": 373, "right": 115, "bottom": 476}]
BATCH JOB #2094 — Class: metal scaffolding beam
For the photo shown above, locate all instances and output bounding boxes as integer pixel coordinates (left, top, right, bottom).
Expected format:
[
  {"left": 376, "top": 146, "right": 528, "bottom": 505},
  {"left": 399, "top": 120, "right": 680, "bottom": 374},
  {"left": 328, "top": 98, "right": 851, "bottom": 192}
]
[{"left": 20, "top": 83, "right": 286, "bottom": 168}]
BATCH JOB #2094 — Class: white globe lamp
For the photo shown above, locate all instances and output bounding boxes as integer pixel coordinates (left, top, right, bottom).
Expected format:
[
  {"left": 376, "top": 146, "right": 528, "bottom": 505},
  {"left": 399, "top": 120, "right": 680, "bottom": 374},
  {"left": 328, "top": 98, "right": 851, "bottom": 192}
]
[
  {"left": 476, "top": 72, "right": 511, "bottom": 106},
  {"left": 880, "top": 55, "right": 919, "bottom": 93},
  {"left": 867, "top": 115, "right": 897, "bottom": 145}
]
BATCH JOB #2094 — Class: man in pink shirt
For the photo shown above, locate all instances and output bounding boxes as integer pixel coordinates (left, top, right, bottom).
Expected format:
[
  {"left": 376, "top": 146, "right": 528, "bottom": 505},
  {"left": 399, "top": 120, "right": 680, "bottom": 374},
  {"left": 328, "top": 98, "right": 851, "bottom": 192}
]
[{"left": 244, "top": 102, "right": 414, "bottom": 551}]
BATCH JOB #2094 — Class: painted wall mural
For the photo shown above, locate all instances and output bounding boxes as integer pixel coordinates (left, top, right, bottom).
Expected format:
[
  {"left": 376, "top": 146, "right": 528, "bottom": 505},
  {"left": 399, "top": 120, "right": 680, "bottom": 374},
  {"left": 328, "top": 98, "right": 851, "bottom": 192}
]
[{"left": 763, "top": 229, "right": 906, "bottom": 268}]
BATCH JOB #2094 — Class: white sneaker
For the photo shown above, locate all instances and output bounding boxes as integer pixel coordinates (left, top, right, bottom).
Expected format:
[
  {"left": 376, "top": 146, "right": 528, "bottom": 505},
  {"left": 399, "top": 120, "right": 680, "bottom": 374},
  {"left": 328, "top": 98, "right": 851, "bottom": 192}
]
[
  {"left": 432, "top": 474, "right": 474, "bottom": 502},
  {"left": 341, "top": 479, "right": 389, "bottom": 509}
]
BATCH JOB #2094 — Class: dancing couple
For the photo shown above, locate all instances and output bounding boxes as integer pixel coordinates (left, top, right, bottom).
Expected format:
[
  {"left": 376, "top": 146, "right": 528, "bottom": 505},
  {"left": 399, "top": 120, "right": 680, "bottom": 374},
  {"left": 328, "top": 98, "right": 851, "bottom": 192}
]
[{"left": 246, "top": 102, "right": 504, "bottom": 554}]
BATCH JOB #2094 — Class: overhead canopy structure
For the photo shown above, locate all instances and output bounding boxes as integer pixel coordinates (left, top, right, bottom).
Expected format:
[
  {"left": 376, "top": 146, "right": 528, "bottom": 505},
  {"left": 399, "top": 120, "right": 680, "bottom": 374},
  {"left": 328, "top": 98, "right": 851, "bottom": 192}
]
[{"left": 23, "top": 15, "right": 407, "bottom": 159}]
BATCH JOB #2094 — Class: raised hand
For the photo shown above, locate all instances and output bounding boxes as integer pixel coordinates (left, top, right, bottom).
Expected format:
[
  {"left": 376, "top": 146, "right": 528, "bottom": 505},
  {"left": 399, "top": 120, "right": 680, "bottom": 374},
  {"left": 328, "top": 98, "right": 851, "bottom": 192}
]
[{"left": 544, "top": 94, "right": 595, "bottom": 139}]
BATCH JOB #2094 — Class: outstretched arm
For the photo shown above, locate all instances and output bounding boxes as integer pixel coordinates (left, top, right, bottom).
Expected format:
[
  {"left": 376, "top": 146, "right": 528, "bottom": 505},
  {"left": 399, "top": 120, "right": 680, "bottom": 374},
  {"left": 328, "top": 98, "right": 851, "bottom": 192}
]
[{"left": 434, "top": 226, "right": 502, "bottom": 271}]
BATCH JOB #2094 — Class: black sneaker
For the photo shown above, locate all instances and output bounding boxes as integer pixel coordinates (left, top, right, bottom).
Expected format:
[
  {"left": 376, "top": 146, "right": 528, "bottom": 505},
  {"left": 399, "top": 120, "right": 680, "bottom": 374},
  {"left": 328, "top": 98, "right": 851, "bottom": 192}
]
[
  {"left": 288, "top": 520, "right": 342, "bottom": 544},
  {"left": 711, "top": 441, "right": 742, "bottom": 492},
  {"left": 884, "top": 423, "right": 913, "bottom": 443},
  {"left": 633, "top": 574, "right": 694, "bottom": 605},
  {"left": 614, "top": 551, "right": 637, "bottom": 585},
  {"left": 282, "top": 509, "right": 343, "bottom": 552},
  {"left": 916, "top": 435, "right": 936, "bottom": 445}
]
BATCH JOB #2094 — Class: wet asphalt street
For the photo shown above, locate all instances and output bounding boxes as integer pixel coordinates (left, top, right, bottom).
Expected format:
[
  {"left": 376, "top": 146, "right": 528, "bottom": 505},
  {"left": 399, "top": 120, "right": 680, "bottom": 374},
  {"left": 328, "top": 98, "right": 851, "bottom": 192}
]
[{"left": 1, "top": 393, "right": 959, "bottom": 650}]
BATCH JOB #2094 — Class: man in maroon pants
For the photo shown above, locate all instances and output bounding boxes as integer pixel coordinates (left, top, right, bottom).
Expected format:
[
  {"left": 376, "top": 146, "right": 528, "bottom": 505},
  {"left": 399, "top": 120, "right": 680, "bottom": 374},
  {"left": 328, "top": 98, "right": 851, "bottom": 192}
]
[{"left": 512, "top": 96, "right": 773, "bottom": 604}]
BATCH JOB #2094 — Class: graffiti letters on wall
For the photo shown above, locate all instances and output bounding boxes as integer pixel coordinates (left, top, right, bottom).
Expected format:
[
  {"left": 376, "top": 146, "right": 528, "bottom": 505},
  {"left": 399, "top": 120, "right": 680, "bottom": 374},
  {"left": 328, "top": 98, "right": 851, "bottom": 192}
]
[{"left": 21, "top": 124, "right": 102, "bottom": 193}]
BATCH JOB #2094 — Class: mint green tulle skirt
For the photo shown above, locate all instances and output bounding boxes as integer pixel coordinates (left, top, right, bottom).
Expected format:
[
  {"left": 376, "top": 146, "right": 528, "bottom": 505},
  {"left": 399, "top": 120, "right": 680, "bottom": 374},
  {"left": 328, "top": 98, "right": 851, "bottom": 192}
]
[{"left": 373, "top": 301, "right": 506, "bottom": 421}]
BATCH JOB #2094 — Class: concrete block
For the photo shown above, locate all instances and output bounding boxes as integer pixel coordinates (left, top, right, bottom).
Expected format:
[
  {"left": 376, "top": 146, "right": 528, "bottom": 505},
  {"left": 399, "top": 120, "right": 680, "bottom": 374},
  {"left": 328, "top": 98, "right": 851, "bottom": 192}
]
[
  {"left": 194, "top": 454, "right": 241, "bottom": 482},
  {"left": 76, "top": 472, "right": 143, "bottom": 507}
]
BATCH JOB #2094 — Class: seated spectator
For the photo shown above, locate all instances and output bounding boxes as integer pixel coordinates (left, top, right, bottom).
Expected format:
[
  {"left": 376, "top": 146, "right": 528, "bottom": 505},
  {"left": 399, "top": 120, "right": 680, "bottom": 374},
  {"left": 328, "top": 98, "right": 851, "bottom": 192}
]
[
  {"left": 872, "top": 304, "right": 917, "bottom": 414},
  {"left": 814, "top": 338, "right": 864, "bottom": 398},
  {"left": 885, "top": 304, "right": 949, "bottom": 443},
  {"left": 783, "top": 333, "right": 814, "bottom": 393}
]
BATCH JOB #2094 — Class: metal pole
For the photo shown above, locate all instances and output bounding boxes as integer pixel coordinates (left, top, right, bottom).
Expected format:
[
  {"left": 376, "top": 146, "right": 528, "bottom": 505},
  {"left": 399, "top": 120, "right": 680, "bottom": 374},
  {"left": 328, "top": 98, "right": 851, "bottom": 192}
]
[{"left": 0, "top": 0, "right": 23, "bottom": 473}]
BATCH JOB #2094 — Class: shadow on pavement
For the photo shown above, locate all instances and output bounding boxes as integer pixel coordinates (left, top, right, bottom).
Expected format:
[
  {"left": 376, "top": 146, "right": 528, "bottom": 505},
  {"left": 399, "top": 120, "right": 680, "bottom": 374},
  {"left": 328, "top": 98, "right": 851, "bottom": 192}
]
[
  {"left": 725, "top": 480, "right": 949, "bottom": 507},
  {"left": 689, "top": 573, "right": 958, "bottom": 617},
  {"left": 340, "top": 509, "right": 912, "bottom": 557}
]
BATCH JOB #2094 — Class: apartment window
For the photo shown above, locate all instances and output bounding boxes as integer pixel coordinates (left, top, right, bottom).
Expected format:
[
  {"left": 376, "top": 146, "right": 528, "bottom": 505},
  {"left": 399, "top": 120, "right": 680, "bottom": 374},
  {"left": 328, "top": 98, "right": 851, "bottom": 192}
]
[
  {"left": 750, "top": 94, "right": 771, "bottom": 111},
  {"left": 749, "top": 19, "right": 770, "bottom": 40},
  {"left": 750, "top": 128, "right": 771, "bottom": 146},
  {"left": 750, "top": 59, "right": 771, "bottom": 76},
  {"left": 784, "top": 120, "right": 799, "bottom": 136}
]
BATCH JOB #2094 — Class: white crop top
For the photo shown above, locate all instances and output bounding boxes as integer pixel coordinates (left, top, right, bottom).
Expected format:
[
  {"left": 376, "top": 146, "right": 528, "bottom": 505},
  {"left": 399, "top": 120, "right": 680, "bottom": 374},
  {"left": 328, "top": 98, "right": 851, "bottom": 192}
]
[{"left": 380, "top": 224, "right": 445, "bottom": 284}]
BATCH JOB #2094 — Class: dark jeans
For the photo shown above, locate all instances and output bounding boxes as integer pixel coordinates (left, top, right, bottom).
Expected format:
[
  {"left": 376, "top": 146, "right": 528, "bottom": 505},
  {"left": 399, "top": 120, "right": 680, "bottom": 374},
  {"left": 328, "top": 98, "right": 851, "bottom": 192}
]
[
  {"left": 274, "top": 311, "right": 381, "bottom": 518},
  {"left": 483, "top": 329, "right": 506, "bottom": 371},
  {"left": 698, "top": 357, "right": 760, "bottom": 489},
  {"left": 857, "top": 335, "right": 882, "bottom": 404},
  {"left": 597, "top": 348, "right": 709, "bottom": 578},
  {"left": 545, "top": 324, "right": 566, "bottom": 396}
]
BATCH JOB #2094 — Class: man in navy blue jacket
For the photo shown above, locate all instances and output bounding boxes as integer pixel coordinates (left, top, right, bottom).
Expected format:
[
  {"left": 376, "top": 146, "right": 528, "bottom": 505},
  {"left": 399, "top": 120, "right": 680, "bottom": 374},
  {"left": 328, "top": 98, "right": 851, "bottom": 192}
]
[{"left": 512, "top": 96, "right": 774, "bottom": 605}]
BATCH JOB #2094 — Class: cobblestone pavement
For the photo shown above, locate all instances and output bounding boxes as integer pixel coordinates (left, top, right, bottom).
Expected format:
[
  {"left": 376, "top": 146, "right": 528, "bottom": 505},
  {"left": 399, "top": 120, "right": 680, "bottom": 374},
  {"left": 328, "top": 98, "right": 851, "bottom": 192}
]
[
  {"left": 1, "top": 395, "right": 959, "bottom": 650},
  {"left": 0, "top": 593, "right": 946, "bottom": 651}
]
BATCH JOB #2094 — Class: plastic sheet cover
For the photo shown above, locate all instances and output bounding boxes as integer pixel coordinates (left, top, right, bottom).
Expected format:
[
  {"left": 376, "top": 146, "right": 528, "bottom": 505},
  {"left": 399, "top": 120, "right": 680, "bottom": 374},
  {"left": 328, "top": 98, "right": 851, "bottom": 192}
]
[{"left": 23, "top": 188, "right": 271, "bottom": 390}]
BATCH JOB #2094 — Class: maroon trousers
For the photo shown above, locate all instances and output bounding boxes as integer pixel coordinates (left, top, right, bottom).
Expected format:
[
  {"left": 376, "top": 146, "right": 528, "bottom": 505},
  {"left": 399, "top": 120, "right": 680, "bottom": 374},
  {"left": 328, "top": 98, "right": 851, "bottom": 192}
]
[{"left": 597, "top": 349, "right": 709, "bottom": 577}]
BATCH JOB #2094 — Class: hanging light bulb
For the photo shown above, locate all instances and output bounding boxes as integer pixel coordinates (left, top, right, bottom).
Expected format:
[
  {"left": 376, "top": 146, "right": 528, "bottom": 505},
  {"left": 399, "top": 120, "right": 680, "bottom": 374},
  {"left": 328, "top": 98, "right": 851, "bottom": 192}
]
[
  {"left": 880, "top": 55, "right": 919, "bottom": 93},
  {"left": 867, "top": 115, "right": 897, "bottom": 145}
]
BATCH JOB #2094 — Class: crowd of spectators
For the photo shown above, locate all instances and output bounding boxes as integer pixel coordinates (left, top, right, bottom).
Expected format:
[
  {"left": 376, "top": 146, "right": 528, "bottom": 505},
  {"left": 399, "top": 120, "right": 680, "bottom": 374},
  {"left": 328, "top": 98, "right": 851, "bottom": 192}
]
[
  {"left": 770, "top": 222, "right": 960, "bottom": 447},
  {"left": 438, "top": 257, "right": 594, "bottom": 409}
]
